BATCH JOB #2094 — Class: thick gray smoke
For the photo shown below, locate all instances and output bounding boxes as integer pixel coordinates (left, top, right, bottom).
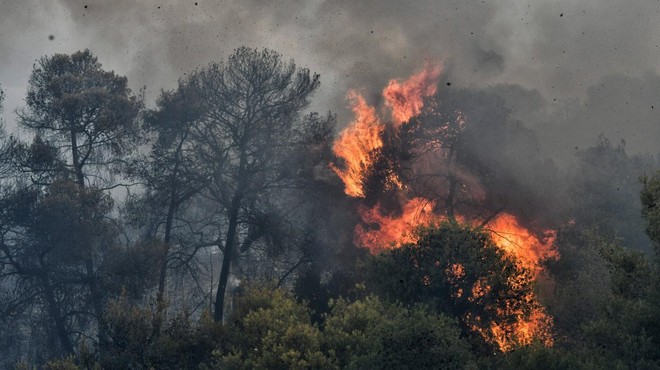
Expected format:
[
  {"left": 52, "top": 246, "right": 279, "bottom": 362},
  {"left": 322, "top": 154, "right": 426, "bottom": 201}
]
[
  {"left": 1, "top": 0, "right": 659, "bottom": 250},
  {"left": 2, "top": 0, "right": 660, "bottom": 158}
]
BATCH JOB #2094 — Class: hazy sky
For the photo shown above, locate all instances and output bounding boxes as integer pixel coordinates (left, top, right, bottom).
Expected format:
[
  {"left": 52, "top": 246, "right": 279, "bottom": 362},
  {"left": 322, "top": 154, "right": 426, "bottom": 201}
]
[{"left": 1, "top": 0, "right": 660, "bottom": 158}]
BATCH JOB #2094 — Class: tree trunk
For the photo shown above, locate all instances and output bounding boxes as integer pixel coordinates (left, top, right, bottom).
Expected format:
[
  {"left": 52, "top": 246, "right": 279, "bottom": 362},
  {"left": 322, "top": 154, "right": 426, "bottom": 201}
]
[
  {"left": 86, "top": 258, "right": 108, "bottom": 348},
  {"left": 42, "top": 275, "right": 74, "bottom": 355},
  {"left": 153, "top": 185, "right": 177, "bottom": 334},
  {"left": 155, "top": 133, "right": 187, "bottom": 319},
  {"left": 70, "top": 130, "right": 85, "bottom": 187},
  {"left": 213, "top": 196, "right": 241, "bottom": 322},
  {"left": 71, "top": 129, "right": 108, "bottom": 347}
]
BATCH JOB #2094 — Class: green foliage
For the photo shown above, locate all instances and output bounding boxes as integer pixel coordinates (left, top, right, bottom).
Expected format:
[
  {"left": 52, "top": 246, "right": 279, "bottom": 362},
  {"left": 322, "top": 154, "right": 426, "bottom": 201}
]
[
  {"left": 206, "top": 284, "right": 334, "bottom": 370},
  {"left": 104, "top": 239, "right": 164, "bottom": 300},
  {"left": 21, "top": 49, "right": 141, "bottom": 157},
  {"left": 581, "top": 241, "right": 660, "bottom": 369},
  {"left": 101, "top": 295, "right": 225, "bottom": 370},
  {"left": 495, "top": 342, "right": 586, "bottom": 370},
  {"left": 544, "top": 228, "right": 616, "bottom": 339},
  {"left": 544, "top": 225, "right": 660, "bottom": 369},
  {"left": 17, "top": 49, "right": 142, "bottom": 188},
  {"left": 205, "top": 285, "right": 473, "bottom": 370},
  {"left": 324, "top": 296, "right": 475, "bottom": 370}
]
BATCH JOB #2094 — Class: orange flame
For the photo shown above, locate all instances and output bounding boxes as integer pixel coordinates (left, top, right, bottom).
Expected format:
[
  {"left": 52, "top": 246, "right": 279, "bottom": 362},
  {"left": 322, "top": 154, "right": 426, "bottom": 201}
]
[
  {"left": 331, "top": 63, "right": 557, "bottom": 352},
  {"left": 331, "top": 64, "right": 443, "bottom": 198},
  {"left": 354, "top": 199, "right": 557, "bottom": 352},
  {"left": 486, "top": 213, "right": 558, "bottom": 277},
  {"left": 383, "top": 63, "right": 443, "bottom": 127},
  {"left": 355, "top": 200, "right": 558, "bottom": 274},
  {"left": 469, "top": 306, "right": 554, "bottom": 352},
  {"left": 330, "top": 91, "right": 384, "bottom": 198},
  {"left": 354, "top": 197, "right": 437, "bottom": 253}
]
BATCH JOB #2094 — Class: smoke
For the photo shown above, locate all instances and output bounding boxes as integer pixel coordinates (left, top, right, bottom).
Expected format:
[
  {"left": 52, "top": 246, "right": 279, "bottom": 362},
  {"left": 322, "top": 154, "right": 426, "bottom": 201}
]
[
  {"left": 0, "top": 1, "right": 659, "bottom": 146},
  {"left": 1, "top": 0, "right": 659, "bottom": 249}
]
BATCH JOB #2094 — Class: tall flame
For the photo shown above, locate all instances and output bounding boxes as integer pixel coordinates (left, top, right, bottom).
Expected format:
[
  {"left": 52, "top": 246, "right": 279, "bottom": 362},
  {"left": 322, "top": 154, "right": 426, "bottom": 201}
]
[
  {"left": 330, "top": 91, "right": 384, "bottom": 197},
  {"left": 383, "top": 63, "right": 442, "bottom": 127},
  {"left": 331, "top": 64, "right": 442, "bottom": 197}
]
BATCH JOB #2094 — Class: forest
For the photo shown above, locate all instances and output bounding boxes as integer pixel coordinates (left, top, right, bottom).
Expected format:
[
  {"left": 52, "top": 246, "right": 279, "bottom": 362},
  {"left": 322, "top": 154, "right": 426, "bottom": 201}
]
[{"left": 0, "top": 46, "right": 659, "bottom": 370}]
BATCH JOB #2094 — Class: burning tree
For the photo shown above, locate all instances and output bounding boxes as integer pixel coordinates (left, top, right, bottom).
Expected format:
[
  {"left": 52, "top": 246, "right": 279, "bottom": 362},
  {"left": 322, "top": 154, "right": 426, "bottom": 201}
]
[
  {"left": 369, "top": 222, "right": 553, "bottom": 353},
  {"left": 329, "top": 64, "right": 559, "bottom": 351}
]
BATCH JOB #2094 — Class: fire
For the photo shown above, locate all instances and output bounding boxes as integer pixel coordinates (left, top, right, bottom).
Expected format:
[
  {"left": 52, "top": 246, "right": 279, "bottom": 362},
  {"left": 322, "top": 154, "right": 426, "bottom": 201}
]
[
  {"left": 330, "top": 91, "right": 384, "bottom": 197},
  {"left": 354, "top": 197, "right": 437, "bottom": 253},
  {"left": 486, "top": 213, "right": 558, "bottom": 277},
  {"left": 355, "top": 202, "right": 558, "bottom": 274},
  {"left": 354, "top": 202, "right": 557, "bottom": 351},
  {"left": 470, "top": 306, "right": 554, "bottom": 353},
  {"left": 331, "top": 63, "right": 558, "bottom": 352},
  {"left": 383, "top": 63, "right": 443, "bottom": 127},
  {"left": 331, "top": 64, "right": 442, "bottom": 197}
]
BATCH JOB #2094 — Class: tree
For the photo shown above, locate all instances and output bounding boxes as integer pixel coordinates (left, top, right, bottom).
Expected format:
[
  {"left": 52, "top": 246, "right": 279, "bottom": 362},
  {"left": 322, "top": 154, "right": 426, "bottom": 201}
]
[
  {"left": 0, "top": 86, "right": 11, "bottom": 179},
  {"left": 129, "top": 76, "right": 211, "bottom": 331},
  {"left": 542, "top": 223, "right": 660, "bottom": 368},
  {"left": 580, "top": 239, "right": 660, "bottom": 369},
  {"left": 187, "top": 47, "right": 320, "bottom": 322},
  {"left": 570, "top": 137, "right": 656, "bottom": 252},
  {"left": 384, "top": 87, "right": 563, "bottom": 227},
  {"left": 4, "top": 50, "right": 142, "bottom": 356},
  {"left": 323, "top": 296, "right": 475, "bottom": 369},
  {"left": 0, "top": 180, "right": 117, "bottom": 356},
  {"left": 368, "top": 222, "right": 552, "bottom": 352},
  {"left": 542, "top": 228, "right": 612, "bottom": 342},
  {"left": 495, "top": 343, "right": 583, "bottom": 370},
  {"left": 205, "top": 284, "right": 333, "bottom": 370},
  {"left": 99, "top": 294, "right": 225, "bottom": 370},
  {"left": 18, "top": 49, "right": 142, "bottom": 188}
]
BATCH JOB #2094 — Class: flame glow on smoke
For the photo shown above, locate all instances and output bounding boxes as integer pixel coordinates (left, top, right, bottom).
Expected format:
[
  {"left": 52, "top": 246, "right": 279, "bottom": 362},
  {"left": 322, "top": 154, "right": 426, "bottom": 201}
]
[{"left": 331, "top": 64, "right": 559, "bottom": 352}]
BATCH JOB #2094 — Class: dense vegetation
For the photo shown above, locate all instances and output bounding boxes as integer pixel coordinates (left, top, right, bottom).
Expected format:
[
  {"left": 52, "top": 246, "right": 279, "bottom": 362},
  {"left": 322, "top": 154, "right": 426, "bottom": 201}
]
[{"left": 1, "top": 48, "right": 660, "bottom": 369}]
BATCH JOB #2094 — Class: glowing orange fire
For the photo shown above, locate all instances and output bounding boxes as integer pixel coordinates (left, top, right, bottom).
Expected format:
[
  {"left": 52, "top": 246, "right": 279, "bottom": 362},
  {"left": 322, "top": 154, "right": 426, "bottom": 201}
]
[
  {"left": 354, "top": 197, "right": 437, "bottom": 253},
  {"left": 331, "top": 63, "right": 558, "bottom": 352},
  {"left": 352, "top": 199, "right": 556, "bottom": 351},
  {"left": 468, "top": 305, "right": 554, "bottom": 352},
  {"left": 486, "top": 213, "right": 558, "bottom": 277},
  {"left": 331, "top": 64, "right": 442, "bottom": 197},
  {"left": 330, "top": 91, "right": 384, "bottom": 197},
  {"left": 490, "top": 307, "right": 554, "bottom": 352},
  {"left": 383, "top": 63, "right": 443, "bottom": 127},
  {"left": 353, "top": 200, "right": 558, "bottom": 275}
]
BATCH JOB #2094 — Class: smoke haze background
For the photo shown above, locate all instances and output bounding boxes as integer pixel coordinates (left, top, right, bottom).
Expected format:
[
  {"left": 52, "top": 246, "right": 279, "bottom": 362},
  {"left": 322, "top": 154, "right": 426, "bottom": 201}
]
[{"left": 1, "top": 0, "right": 659, "bottom": 160}]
